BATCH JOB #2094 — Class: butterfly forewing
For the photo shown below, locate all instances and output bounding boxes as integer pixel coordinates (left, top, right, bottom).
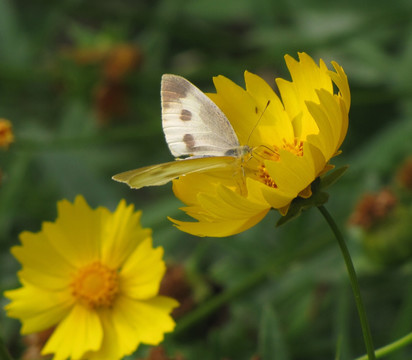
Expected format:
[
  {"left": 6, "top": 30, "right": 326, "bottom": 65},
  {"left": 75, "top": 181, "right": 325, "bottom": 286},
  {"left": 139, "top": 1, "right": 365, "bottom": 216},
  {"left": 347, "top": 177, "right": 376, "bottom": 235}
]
[{"left": 161, "top": 74, "right": 240, "bottom": 157}]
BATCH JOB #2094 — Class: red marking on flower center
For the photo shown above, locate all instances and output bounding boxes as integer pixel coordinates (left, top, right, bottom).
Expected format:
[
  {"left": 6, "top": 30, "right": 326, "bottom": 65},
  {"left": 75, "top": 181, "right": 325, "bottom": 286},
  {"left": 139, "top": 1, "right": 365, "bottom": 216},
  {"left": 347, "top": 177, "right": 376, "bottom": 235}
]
[
  {"left": 280, "top": 138, "right": 304, "bottom": 156},
  {"left": 257, "top": 138, "right": 304, "bottom": 188},
  {"left": 258, "top": 165, "right": 278, "bottom": 188}
]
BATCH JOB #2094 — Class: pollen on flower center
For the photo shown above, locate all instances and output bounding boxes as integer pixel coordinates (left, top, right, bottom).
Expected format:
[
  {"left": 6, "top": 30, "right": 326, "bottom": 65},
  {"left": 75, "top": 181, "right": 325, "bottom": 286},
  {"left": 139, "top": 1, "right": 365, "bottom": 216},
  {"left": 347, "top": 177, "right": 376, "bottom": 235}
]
[
  {"left": 280, "top": 138, "right": 304, "bottom": 157},
  {"left": 258, "top": 164, "right": 278, "bottom": 188},
  {"left": 256, "top": 138, "right": 304, "bottom": 188},
  {"left": 71, "top": 261, "right": 119, "bottom": 308}
]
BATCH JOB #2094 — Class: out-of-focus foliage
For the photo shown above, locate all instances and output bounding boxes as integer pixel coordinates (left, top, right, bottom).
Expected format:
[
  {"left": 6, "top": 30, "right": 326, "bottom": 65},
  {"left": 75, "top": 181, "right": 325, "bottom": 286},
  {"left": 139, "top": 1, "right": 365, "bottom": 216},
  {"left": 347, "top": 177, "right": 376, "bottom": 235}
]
[{"left": 1, "top": 0, "right": 412, "bottom": 359}]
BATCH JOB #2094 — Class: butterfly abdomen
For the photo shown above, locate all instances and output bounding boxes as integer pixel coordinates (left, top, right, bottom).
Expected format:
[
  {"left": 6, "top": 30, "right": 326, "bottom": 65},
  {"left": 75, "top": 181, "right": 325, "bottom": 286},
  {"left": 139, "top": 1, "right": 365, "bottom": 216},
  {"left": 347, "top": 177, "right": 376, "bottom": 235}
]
[{"left": 224, "top": 146, "right": 251, "bottom": 157}]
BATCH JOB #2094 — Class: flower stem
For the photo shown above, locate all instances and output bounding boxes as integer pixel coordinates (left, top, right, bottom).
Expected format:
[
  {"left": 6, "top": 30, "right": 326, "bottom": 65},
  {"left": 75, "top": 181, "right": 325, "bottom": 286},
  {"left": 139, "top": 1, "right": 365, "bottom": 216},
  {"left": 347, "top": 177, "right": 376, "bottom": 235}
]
[
  {"left": 318, "top": 205, "right": 376, "bottom": 360},
  {"left": 355, "top": 331, "right": 412, "bottom": 360}
]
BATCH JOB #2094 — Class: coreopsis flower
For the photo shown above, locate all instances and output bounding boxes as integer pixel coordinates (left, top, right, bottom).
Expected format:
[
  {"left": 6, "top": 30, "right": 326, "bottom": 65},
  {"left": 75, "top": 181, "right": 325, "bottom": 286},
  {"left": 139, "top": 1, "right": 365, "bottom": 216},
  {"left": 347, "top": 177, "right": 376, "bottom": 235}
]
[
  {"left": 170, "top": 52, "right": 350, "bottom": 237},
  {"left": 0, "top": 119, "right": 14, "bottom": 148},
  {"left": 4, "top": 196, "right": 178, "bottom": 360}
]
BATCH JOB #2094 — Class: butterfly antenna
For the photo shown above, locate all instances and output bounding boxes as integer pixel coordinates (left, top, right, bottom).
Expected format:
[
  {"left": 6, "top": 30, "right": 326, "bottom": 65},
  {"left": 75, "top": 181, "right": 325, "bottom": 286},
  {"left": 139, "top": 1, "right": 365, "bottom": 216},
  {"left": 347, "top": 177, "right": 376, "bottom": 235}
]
[{"left": 246, "top": 100, "right": 271, "bottom": 147}]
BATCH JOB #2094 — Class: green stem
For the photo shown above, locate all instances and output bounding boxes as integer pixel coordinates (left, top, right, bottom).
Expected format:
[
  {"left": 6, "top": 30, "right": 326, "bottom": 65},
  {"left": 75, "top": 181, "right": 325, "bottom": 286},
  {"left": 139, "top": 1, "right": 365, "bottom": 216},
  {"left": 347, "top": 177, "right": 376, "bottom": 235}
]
[
  {"left": 318, "top": 205, "right": 376, "bottom": 360},
  {"left": 355, "top": 331, "right": 412, "bottom": 360}
]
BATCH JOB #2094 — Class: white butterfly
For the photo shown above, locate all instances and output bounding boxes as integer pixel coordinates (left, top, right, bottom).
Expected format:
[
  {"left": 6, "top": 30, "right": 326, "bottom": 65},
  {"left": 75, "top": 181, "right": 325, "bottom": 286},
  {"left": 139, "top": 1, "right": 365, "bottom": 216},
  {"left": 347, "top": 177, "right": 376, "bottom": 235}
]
[{"left": 112, "top": 74, "right": 250, "bottom": 189}]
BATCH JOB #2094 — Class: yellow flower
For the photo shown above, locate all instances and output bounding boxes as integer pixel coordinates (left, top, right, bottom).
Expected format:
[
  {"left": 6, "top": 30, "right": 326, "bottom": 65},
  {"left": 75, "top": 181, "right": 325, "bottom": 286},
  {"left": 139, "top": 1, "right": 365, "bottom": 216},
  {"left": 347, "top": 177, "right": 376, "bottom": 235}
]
[
  {"left": 170, "top": 52, "right": 350, "bottom": 237},
  {"left": 4, "top": 195, "right": 178, "bottom": 360},
  {"left": 0, "top": 119, "right": 14, "bottom": 149}
]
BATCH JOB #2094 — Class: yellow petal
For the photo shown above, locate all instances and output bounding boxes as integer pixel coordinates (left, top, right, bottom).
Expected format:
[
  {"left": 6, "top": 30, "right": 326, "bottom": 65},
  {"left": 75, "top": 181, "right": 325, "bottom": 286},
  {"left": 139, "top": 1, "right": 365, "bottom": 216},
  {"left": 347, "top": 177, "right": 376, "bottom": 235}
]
[
  {"left": 86, "top": 307, "right": 140, "bottom": 360},
  {"left": 171, "top": 184, "right": 270, "bottom": 237},
  {"left": 101, "top": 200, "right": 151, "bottom": 269},
  {"left": 329, "top": 61, "right": 351, "bottom": 110},
  {"left": 4, "top": 280, "right": 73, "bottom": 334},
  {"left": 336, "top": 96, "right": 349, "bottom": 151},
  {"left": 197, "top": 185, "right": 269, "bottom": 220},
  {"left": 43, "top": 196, "right": 107, "bottom": 268},
  {"left": 41, "top": 304, "right": 103, "bottom": 360},
  {"left": 11, "top": 230, "right": 74, "bottom": 290},
  {"left": 170, "top": 210, "right": 270, "bottom": 237},
  {"left": 170, "top": 207, "right": 267, "bottom": 238},
  {"left": 306, "top": 142, "right": 327, "bottom": 176},
  {"left": 246, "top": 177, "right": 296, "bottom": 209},
  {"left": 285, "top": 53, "right": 333, "bottom": 100},
  {"left": 306, "top": 102, "right": 335, "bottom": 158},
  {"left": 113, "top": 295, "right": 178, "bottom": 345},
  {"left": 276, "top": 77, "right": 303, "bottom": 134},
  {"left": 244, "top": 71, "right": 294, "bottom": 146},
  {"left": 264, "top": 142, "right": 325, "bottom": 199},
  {"left": 265, "top": 148, "right": 317, "bottom": 195},
  {"left": 307, "top": 89, "right": 346, "bottom": 160},
  {"left": 277, "top": 53, "right": 336, "bottom": 140},
  {"left": 120, "top": 238, "right": 166, "bottom": 299},
  {"left": 173, "top": 167, "right": 240, "bottom": 206},
  {"left": 208, "top": 75, "right": 257, "bottom": 145}
]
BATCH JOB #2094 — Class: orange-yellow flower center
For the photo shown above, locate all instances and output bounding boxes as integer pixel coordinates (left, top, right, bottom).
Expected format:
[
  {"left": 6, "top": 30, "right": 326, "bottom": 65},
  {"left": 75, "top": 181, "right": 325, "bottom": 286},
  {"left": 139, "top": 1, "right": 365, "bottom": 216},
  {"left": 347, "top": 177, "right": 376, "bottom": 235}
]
[
  {"left": 257, "top": 138, "right": 304, "bottom": 188},
  {"left": 71, "top": 261, "right": 119, "bottom": 308}
]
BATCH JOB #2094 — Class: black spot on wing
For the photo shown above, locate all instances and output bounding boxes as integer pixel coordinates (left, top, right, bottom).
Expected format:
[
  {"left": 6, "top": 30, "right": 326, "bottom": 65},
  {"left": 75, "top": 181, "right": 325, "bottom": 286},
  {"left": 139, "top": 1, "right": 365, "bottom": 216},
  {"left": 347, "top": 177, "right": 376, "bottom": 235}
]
[
  {"left": 180, "top": 109, "right": 192, "bottom": 121},
  {"left": 183, "top": 134, "right": 195, "bottom": 151}
]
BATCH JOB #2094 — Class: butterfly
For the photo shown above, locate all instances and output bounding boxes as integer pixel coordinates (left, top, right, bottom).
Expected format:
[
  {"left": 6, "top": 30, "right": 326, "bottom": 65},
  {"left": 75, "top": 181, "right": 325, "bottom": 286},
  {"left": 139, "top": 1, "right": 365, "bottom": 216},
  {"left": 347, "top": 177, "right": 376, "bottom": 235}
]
[{"left": 112, "top": 74, "right": 251, "bottom": 190}]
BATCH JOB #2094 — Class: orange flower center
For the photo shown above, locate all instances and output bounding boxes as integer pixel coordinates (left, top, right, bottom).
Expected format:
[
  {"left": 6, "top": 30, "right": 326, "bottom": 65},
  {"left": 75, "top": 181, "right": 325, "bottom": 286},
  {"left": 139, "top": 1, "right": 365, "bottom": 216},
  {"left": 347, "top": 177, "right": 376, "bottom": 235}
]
[
  {"left": 256, "top": 138, "right": 304, "bottom": 188},
  {"left": 71, "top": 261, "right": 119, "bottom": 308}
]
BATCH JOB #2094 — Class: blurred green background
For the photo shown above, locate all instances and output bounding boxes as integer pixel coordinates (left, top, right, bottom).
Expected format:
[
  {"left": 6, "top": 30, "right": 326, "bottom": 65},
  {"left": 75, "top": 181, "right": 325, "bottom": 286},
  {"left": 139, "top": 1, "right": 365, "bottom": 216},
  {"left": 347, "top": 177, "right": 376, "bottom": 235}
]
[{"left": 1, "top": 0, "right": 412, "bottom": 359}]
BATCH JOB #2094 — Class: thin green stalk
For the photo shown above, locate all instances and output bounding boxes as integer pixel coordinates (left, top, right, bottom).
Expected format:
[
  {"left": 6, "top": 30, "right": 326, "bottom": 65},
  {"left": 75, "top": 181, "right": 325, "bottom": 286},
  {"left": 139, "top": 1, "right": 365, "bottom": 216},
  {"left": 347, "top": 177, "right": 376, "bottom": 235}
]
[
  {"left": 318, "top": 205, "right": 376, "bottom": 360},
  {"left": 355, "top": 332, "right": 412, "bottom": 360}
]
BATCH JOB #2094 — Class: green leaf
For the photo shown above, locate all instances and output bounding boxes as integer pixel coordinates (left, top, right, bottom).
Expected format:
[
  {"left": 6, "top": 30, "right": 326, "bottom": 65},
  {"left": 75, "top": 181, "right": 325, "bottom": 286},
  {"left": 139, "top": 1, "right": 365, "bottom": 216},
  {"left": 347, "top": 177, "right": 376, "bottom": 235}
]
[
  {"left": 276, "top": 186, "right": 329, "bottom": 227},
  {"left": 319, "top": 165, "right": 349, "bottom": 190},
  {"left": 258, "top": 306, "right": 290, "bottom": 360}
]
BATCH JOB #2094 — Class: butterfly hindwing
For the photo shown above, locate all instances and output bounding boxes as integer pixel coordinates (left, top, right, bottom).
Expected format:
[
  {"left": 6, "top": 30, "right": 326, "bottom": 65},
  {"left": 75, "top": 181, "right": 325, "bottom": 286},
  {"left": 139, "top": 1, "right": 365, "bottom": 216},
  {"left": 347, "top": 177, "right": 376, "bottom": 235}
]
[
  {"left": 161, "top": 74, "right": 240, "bottom": 157},
  {"left": 112, "top": 156, "right": 238, "bottom": 189}
]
